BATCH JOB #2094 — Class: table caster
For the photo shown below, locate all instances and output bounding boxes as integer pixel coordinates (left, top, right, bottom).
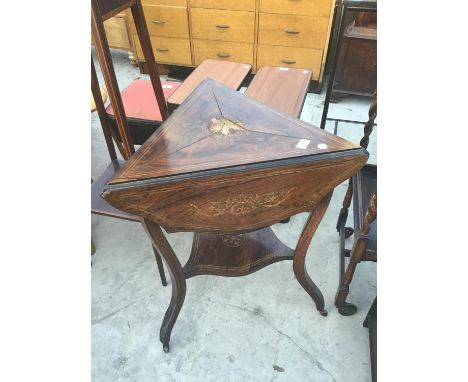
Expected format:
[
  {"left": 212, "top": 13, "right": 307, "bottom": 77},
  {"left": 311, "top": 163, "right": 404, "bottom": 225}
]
[
  {"left": 344, "top": 227, "right": 354, "bottom": 238},
  {"left": 338, "top": 302, "right": 357, "bottom": 316}
]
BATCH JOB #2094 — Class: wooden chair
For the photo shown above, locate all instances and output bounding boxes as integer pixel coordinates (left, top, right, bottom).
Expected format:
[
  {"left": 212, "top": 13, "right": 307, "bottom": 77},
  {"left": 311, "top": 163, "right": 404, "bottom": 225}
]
[
  {"left": 336, "top": 92, "right": 377, "bottom": 237},
  {"left": 91, "top": 0, "right": 170, "bottom": 286},
  {"left": 334, "top": 93, "right": 377, "bottom": 315},
  {"left": 91, "top": 83, "right": 108, "bottom": 256},
  {"left": 335, "top": 191, "right": 376, "bottom": 315},
  {"left": 105, "top": 79, "right": 181, "bottom": 146}
]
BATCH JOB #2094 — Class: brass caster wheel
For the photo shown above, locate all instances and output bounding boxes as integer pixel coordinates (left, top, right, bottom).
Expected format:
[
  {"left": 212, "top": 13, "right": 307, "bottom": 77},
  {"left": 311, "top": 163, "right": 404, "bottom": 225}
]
[
  {"left": 163, "top": 343, "right": 170, "bottom": 353},
  {"left": 319, "top": 309, "right": 328, "bottom": 317},
  {"left": 280, "top": 217, "right": 291, "bottom": 224},
  {"left": 338, "top": 302, "right": 357, "bottom": 316}
]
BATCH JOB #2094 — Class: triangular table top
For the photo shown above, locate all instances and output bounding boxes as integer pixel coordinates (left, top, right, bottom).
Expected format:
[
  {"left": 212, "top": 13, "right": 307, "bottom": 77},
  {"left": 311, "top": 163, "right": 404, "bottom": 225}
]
[
  {"left": 103, "top": 78, "right": 367, "bottom": 233},
  {"left": 108, "top": 78, "right": 360, "bottom": 186}
]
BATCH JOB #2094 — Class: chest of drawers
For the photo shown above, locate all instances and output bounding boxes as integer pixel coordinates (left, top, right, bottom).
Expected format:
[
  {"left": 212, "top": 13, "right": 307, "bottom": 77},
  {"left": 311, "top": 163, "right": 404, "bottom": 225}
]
[
  {"left": 128, "top": 0, "right": 192, "bottom": 66},
  {"left": 128, "top": 0, "right": 335, "bottom": 87}
]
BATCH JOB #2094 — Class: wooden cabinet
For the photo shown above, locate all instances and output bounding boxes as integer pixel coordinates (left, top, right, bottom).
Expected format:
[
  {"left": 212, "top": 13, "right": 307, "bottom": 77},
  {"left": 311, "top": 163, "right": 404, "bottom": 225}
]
[
  {"left": 193, "top": 40, "right": 254, "bottom": 66},
  {"left": 92, "top": 12, "right": 132, "bottom": 51},
  {"left": 190, "top": 2, "right": 255, "bottom": 66},
  {"left": 129, "top": 0, "right": 193, "bottom": 66},
  {"left": 129, "top": 0, "right": 336, "bottom": 85},
  {"left": 258, "top": 0, "right": 333, "bottom": 81},
  {"left": 143, "top": 5, "right": 190, "bottom": 38},
  {"left": 333, "top": 13, "right": 377, "bottom": 97}
]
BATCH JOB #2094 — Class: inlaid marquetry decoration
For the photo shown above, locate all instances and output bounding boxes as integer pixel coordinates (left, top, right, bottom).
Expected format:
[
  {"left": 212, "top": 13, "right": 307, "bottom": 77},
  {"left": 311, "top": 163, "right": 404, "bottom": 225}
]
[
  {"left": 221, "top": 234, "right": 245, "bottom": 247},
  {"left": 102, "top": 78, "right": 369, "bottom": 352},
  {"left": 103, "top": 79, "right": 368, "bottom": 233},
  {"left": 209, "top": 117, "right": 246, "bottom": 136},
  {"left": 188, "top": 189, "right": 294, "bottom": 217}
]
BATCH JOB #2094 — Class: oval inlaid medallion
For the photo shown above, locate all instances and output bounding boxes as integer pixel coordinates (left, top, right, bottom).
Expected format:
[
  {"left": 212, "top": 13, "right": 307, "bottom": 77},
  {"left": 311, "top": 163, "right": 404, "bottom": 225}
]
[{"left": 222, "top": 234, "right": 245, "bottom": 247}]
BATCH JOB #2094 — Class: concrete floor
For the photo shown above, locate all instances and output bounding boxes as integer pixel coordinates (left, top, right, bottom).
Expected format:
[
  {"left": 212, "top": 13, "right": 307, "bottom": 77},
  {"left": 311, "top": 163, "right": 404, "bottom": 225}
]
[{"left": 92, "top": 49, "right": 377, "bottom": 382}]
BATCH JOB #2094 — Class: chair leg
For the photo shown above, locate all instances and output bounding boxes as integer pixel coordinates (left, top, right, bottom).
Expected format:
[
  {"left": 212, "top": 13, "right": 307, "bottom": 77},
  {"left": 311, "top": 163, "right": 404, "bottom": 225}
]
[
  {"left": 335, "top": 194, "right": 377, "bottom": 316},
  {"left": 336, "top": 178, "right": 353, "bottom": 236},
  {"left": 152, "top": 245, "right": 168, "bottom": 287}
]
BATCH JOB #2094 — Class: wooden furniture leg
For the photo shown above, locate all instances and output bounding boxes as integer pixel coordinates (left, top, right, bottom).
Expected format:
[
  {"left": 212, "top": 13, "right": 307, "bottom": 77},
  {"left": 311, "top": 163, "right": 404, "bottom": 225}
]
[
  {"left": 293, "top": 192, "right": 333, "bottom": 316},
  {"left": 152, "top": 245, "right": 167, "bottom": 287},
  {"left": 335, "top": 91, "right": 376, "bottom": 237},
  {"left": 142, "top": 219, "right": 186, "bottom": 353},
  {"left": 335, "top": 193, "right": 377, "bottom": 315},
  {"left": 336, "top": 177, "right": 353, "bottom": 237}
]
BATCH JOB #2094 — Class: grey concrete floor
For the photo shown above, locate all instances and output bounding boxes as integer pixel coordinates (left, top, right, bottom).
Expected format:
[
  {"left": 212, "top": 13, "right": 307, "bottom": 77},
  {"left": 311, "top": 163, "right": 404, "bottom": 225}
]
[{"left": 92, "top": 49, "right": 377, "bottom": 382}]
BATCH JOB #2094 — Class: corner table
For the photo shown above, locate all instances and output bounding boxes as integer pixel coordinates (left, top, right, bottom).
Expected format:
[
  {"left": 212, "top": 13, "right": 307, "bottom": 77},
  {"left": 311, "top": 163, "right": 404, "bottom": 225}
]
[{"left": 103, "top": 79, "right": 368, "bottom": 352}]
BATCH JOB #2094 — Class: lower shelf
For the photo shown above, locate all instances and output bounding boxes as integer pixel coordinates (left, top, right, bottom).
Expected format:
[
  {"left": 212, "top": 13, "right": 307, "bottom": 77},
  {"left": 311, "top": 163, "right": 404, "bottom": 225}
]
[{"left": 183, "top": 227, "right": 294, "bottom": 278}]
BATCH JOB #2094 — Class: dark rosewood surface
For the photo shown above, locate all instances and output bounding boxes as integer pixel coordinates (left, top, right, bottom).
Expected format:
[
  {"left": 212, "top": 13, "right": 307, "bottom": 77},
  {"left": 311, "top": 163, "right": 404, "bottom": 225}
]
[
  {"left": 100, "top": 77, "right": 368, "bottom": 352},
  {"left": 108, "top": 79, "right": 361, "bottom": 184},
  {"left": 102, "top": 79, "right": 367, "bottom": 232},
  {"left": 183, "top": 228, "right": 294, "bottom": 278}
]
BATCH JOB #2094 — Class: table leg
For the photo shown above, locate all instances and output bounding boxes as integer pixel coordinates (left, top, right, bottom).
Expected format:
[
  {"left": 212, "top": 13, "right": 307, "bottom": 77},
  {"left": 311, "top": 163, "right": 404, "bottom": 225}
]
[
  {"left": 152, "top": 245, "right": 167, "bottom": 287},
  {"left": 293, "top": 192, "right": 333, "bottom": 316},
  {"left": 142, "top": 219, "right": 186, "bottom": 353}
]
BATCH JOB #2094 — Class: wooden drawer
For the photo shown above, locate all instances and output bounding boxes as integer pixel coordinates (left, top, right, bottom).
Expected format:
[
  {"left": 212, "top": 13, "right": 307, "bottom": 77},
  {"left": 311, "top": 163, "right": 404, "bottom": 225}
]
[
  {"left": 193, "top": 39, "right": 253, "bottom": 66},
  {"left": 143, "top": 0, "right": 187, "bottom": 6},
  {"left": 134, "top": 35, "right": 192, "bottom": 65},
  {"left": 257, "top": 44, "right": 323, "bottom": 80},
  {"left": 259, "top": 13, "right": 329, "bottom": 49},
  {"left": 260, "top": 0, "right": 332, "bottom": 17},
  {"left": 102, "top": 15, "right": 131, "bottom": 50},
  {"left": 191, "top": 8, "right": 255, "bottom": 43},
  {"left": 143, "top": 5, "right": 189, "bottom": 38},
  {"left": 190, "top": 0, "right": 255, "bottom": 11}
]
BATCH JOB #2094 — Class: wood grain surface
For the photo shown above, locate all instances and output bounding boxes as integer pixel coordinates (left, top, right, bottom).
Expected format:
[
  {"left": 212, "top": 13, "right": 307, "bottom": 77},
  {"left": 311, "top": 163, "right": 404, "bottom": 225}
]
[
  {"left": 183, "top": 227, "right": 294, "bottom": 278},
  {"left": 102, "top": 79, "right": 367, "bottom": 232},
  {"left": 109, "top": 79, "right": 361, "bottom": 184},
  {"left": 192, "top": 40, "right": 254, "bottom": 67},
  {"left": 190, "top": 0, "right": 255, "bottom": 11},
  {"left": 191, "top": 8, "right": 255, "bottom": 43},
  {"left": 167, "top": 59, "right": 251, "bottom": 111},
  {"left": 92, "top": 160, "right": 140, "bottom": 222},
  {"left": 245, "top": 66, "right": 311, "bottom": 117}
]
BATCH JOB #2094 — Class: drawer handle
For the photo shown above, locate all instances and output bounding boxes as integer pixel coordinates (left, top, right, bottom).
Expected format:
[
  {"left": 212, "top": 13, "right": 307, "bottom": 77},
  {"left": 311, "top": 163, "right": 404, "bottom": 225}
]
[
  {"left": 157, "top": 48, "right": 169, "bottom": 52},
  {"left": 152, "top": 19, "right": 166, "bottom": 24},
  {"left": 281, "top": 59, "right": 296, "bottom": 65},
  {"left": 216, "top": 24, "right": 230, "bottom": 29},
  {"left": 284, "top": 29, "right": 300, "bottom": 34},
  {"left": 217, "top": 52, "right": 231, "bottom": 58}
]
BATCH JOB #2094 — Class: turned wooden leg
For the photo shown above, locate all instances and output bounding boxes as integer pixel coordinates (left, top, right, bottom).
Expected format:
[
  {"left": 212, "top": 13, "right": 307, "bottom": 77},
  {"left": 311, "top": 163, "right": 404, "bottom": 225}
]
[
  {"left": 152, "top": 245, "right": 168, "bottom": 287},
  {"left": 141, "top": 219, "right": 186, "bottom": 353},
  {"left": 336, "top": 178, "right": 353, "bottom": 235},
  {"left": 335, "top": 194, "right": 377, "bottom": 316},
  {"left": 293, "top": 192, "right": 333, "bottom": 317}
]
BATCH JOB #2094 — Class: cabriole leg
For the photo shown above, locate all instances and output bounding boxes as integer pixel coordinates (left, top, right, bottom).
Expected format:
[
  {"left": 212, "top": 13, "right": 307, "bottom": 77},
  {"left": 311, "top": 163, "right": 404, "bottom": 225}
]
[
  {"left": 141, "top": 219, "right": 186, "bottom": 352},
  {"left": 152, "top": 245, "right": 167, "bottom": 287},
  {"left": 293, "top": 192, "right": 333, "bottom": 316}
]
